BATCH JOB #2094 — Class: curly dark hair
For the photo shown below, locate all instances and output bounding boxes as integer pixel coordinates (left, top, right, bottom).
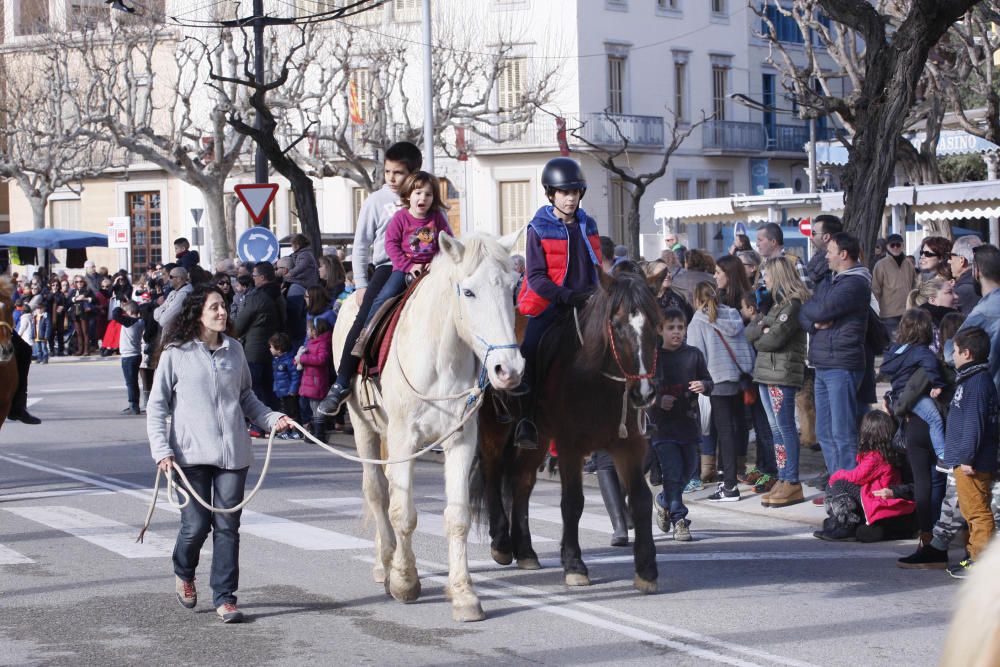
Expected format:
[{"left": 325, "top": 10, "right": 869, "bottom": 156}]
[
  {"left": 858, "top": 409, "right": 904, "bottom": 468},
  {"left": 161, "top": 285, "right": 232, "bottom": 349}
]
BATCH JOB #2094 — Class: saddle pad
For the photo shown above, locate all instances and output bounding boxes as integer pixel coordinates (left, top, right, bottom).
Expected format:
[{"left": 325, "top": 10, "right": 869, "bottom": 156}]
[{"left": 359, "top": 272, "right": 428, "bottom": 378}]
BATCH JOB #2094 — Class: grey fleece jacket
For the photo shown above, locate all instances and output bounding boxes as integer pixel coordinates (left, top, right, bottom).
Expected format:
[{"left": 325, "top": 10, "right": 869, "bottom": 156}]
[
  {"left": 686, "top": 304, "right": 756, "bottom": 395},
  {"left": 351, "top": 185, "right": 400, "bottom": 289},
  {"left": 146, "top": 336, "right": 282, "bottom": 469}
]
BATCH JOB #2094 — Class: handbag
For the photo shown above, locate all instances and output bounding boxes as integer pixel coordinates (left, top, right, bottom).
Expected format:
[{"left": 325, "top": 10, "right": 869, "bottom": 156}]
[
  {"left": 712, "top": 327, "right": 756, "bottom": 406},
  {"left": 698, "top": 393, "right": 712, "bottom": 437}
]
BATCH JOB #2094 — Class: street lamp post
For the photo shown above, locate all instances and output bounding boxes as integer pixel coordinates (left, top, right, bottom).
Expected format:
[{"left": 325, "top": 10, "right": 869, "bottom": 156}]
[{"left": 421, "top": 0, "right": 434, "bottom": 172}]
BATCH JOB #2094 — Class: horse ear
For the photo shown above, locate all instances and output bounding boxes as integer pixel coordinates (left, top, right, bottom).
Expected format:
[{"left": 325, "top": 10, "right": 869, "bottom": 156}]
[
  {"left": 438, "top": 232, "right": 465, "bottom": 264},
  {"left": 597, "top": 267, "right": 614, "bottom": 292},
  {"left": 497, "top": 226, "right": 526, "bottom": 253}
]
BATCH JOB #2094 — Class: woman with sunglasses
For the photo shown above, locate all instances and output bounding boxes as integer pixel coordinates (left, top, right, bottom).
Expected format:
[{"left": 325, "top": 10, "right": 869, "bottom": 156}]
[
  {"left": 69, "top": 276, "right": 94, "bottom": 355},
  {"left": 918, "top": 236, "right": 953, "bottom": 282},
  {"left": 212, "top": 272, "right": 235, "bottom": 311}
]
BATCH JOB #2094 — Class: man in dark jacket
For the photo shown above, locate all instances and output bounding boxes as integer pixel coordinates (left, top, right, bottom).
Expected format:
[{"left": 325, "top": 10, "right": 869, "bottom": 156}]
[
  {"left": 950, "top": 234, "right": 982, "bottom": 316},
  {"left": 234, "top": 262, "right": 285, "bottom": 410},
  {"left": 799, "top": 232, "right": 871, "bottom": 476},
  {"left": 805, "top": 215, "right": 842, "bottom": 287}
]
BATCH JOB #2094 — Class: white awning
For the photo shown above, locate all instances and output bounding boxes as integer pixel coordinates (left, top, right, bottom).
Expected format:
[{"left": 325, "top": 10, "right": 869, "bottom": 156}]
[
  {"left": 914, "top": 206, "right": 1000, "bottom": 222},
  {"left": 654, "top": 197, "right": 734, "bottom": 220},
  {"left": 913, "top": 181, "right": 1000, "bottom": 206},
  {"left": 819, "top": 192, "right": 844, "bottom": 211}
]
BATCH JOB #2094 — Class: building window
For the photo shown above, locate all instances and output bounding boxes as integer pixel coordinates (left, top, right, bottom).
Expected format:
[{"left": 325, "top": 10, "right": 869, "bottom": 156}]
[
  {"left": 498, "top": 58, "right": 526, "bottom": 112},
  {"left": 609, "top": 179, "right": 628, "bottom": 243},
  {"left": 715, "top": 180, "right": 730, "bottom": 197},
  {"left": 762, "top": 4, "right": 805, "bottom": 44},
  {"left": 349, "top": 68, "right": 371, "bottom": 124},
  {"left": 710, "top": 0, "right": 727, "bottom": 16},
  {"left": 657, "top": 0, "right": 679, "bottom": 9},
  {"left": 607, "top": 56, "right": 626, "bottom": 114},
  {"left": 127, "top": 191, "right": 162, "bottom": 278},
  {"left": 68, "top": 1, "right": 106, "bottom": 29},
  {"left": 50, "top": 199, "right": 81, "bottom": 230},
  {"left": 696, "top": 179, "right": 711, "bottom": 200},
  {"left": 352, "top": 188, "right": 370, "bottom": 230},
  {"left": 762, "top": 73, "right": 776, "bottom": 145},
  {"left": 393, "top": 0, "right": 420, "bottom": 21},
  {"left": 675, "top": 179, "right": 689, "bottom": 201},
  {"left": 673, "top": 54, "right": 688, "bottom": 123},
  {"left": 499, "top": 180, "right": 530, "bottom": 251},
  {"left": 712, "top": 61, "right": 730, "bottom": 121},
  {"left": 298, "top": 1, "right": 339, "bottom": 17},
  {"left": 17, "top": 0, "right": 51, "bottom": 34}
]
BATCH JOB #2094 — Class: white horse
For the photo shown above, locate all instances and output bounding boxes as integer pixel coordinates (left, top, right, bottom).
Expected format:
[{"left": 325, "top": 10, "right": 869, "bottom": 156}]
[{"left": 332, "top": 231, "right": 524, "bottom": 622}]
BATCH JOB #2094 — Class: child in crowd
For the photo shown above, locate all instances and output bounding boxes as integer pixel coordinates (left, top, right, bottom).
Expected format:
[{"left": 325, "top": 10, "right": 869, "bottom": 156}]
[
  {"left": 12, "top": 298, "right": 25, "bottom": 332},
  {"left": 880, "top": 308, "right": 947, "bottom": 460},
  {"left": 269, "top": 333, "right": 301, "bottom": 440},
  {"left": 814, "top": 410, "right": 915, "bottom": 541},
  {"left": 31, "top": 299, "right": 50, "bottom": 364},
  {"left": 364, "top": 171, "right": 453, "bottom": 325},
  {"left": 297, "top": 317, "right": 333, "bottom": 441},
  {"left": 113, "top": 300, "right": 145, "bottom": 415},
  {"left": 651, "top": 307, "right": 713, "bottom": 541},
  {"left": 941, "top": 327, "right": 999, "bottom": 579}
]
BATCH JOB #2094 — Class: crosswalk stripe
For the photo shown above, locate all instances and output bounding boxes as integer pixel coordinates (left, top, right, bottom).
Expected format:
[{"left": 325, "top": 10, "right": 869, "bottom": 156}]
[
  {"left": 0, "top": 489, "right": 113, "bottom": 502},
  {"left": 0, "top": 544, "right": 33, "bottom": 565},
  {"left": 529, "top": 502, "right": 614, "bottom": 535},
  {"left": 3, "top": 506, "right": 174, "bottom": 559},
  {"left": 240, "top": 510, "right": 373, "bottom": 551}
]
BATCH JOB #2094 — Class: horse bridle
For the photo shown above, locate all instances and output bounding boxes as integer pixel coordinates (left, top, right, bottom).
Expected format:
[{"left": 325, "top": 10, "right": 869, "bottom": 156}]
[{"left": 605, "top": 320, "right": 657, "bottom": 383}]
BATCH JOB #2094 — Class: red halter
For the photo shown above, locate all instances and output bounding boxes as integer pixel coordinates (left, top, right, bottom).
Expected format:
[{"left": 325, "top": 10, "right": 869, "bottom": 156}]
[{"left": 606, "top": 320, "right": 657, "bottom": 382}]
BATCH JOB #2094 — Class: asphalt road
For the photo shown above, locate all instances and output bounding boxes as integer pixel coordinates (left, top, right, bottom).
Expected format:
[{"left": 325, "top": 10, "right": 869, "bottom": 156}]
[{"left": 0, "top": 358, "right": 962, "bottom": 666}]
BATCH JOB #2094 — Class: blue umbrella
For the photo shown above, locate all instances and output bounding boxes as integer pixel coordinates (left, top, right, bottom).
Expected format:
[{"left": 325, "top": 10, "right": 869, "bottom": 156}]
[{"left": 0, "top": 229, "right": 109, "bottom": 249}]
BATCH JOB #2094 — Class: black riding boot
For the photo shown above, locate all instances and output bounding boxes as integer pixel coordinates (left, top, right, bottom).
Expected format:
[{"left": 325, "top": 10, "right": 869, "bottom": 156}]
[
  {"left": 514, "top": 393, "right": 539, "bottom": 450},
  {"left": 597, "top": 468, "right": 629, "bottom": 547},
  {"left": 9, "top": 336, "right": 40, "bottom": 425}
]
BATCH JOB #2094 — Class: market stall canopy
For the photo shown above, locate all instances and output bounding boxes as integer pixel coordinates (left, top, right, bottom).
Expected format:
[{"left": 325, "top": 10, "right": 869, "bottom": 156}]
[{"left": 0, "top": 229, "right": 109, "bottom": 249}]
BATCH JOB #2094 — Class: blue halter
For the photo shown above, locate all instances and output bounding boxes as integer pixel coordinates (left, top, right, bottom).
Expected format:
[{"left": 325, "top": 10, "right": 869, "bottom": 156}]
[{"left": 470, "top": 335, "right": 520, "bottom": 408}]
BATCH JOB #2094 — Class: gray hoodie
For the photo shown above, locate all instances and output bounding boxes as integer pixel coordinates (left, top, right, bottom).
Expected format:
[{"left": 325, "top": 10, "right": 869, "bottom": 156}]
[
  {"left": 146, "top": 336, "right": 282, "bottom": 469},
  {"left": 686, "top": 304, "right": 756, "bottom": 395},
  {"left": 351, "top": 185, "right": 400, "bottom": 289}
]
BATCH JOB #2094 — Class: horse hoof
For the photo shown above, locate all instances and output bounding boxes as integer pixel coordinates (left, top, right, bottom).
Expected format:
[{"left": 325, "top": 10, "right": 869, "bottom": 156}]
[
  {"left": 390, "top": 578, "right": 421, "bottom": 603},
  {"left": 372, "top": 565, "right": 386, "bottom": 584},
  {"left": 565, "top": 572, "right": 591, "bottom": 587},
  {"left": 491, "top": 548, "right": 514, "bottom": 566},
  {"left": 452, "top": 601, "right": 486, "bottom": 622},
  {"left": 516, "top": 557, "right": 541, "bottom": 570},
  {"left": 633, "top": 575, "right": 658, "bottom": 595}
]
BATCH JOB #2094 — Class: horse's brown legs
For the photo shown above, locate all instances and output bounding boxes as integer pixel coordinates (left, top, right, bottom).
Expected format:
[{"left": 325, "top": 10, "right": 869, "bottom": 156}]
[
  {"left": 615, "top": 447, "right": 658, "bottom": 594},
  {"left": 482, "top": 433, "right": 514, "bottom": 566},
  {"left": 558, "top": 451, "right": 589, "bottom": 586},
  {"left": 510, "top": 449, "right": 544, "bottom": 569}
]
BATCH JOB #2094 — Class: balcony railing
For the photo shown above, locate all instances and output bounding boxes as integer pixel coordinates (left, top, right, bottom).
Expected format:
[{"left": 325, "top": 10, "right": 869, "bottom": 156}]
[
  {"left": 467, "top": 113, "right": 665, "bottom": 152},
  {"left": 703, "top": 120, "right": 768, "bottom": 153},
  {"left": 768, "top": 124, "right": 837, "bottom": 152},
  {"left": 577, "top": 113, "right": 664, "bottom": 148}
]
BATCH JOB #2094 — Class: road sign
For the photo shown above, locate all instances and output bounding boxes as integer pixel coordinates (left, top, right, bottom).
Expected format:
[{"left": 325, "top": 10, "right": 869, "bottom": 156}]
[
  {"left": 237, "top": 226, "right": 280, "bottom": 263},
  {"left": 799, "top": 218, "right": 812, "bottom": 237},
  {"left": 234, "top": 183, "right": 279, "bottom": 224},
  {"left": 108, "top": 217, "right": 131, "bottom": 249},
  {"left": 190, "top": 208, "right": 204, "bottom": 225},
  {"left": 734, "top": 221, "right": 748, "bottom": 238}
]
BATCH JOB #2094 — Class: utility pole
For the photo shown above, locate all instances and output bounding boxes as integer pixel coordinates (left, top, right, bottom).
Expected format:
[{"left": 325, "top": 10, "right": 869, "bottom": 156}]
[
  {"left": 421, "top": 0, "right": 434, "bottom": 172},
  {"left": 253, "top": 0, "right": 269, "bottom": 228}
]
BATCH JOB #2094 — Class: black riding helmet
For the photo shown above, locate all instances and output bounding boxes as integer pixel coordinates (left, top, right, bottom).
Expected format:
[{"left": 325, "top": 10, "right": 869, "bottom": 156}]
[{"left": 542, "top": 157, "right": 587, "bottom": 200}]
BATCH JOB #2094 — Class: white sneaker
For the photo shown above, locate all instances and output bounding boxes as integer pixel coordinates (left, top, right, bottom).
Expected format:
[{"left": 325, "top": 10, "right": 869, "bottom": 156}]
[{"left": 673, "top": 520, "right": 692, "bottom": 542}]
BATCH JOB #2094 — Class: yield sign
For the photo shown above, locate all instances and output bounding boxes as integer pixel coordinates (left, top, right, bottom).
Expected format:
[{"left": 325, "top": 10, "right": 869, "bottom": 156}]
[{"left": 234, "top": 183, "right": 279, "bottom": 224}]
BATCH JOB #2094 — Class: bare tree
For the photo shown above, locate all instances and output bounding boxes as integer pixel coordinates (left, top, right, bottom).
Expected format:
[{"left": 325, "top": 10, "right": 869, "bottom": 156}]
[
  {"left": 0, "top": 36, "right": 117, "bottom": 229},
  {"left": 562, "top": 109, "right": 707, "bottom": 259},
  {"left": 755, "top": 0, "right": 982, "bottom": 260}
]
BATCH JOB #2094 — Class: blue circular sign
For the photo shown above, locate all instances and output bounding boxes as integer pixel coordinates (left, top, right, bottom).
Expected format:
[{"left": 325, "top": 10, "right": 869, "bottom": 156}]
[{"left": 237, "top": 226, "right": 280, "bottom": 263}]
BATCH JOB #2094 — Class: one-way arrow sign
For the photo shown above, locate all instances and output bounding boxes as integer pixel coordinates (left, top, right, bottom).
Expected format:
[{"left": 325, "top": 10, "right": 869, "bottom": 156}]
[{"left": 235, "top": 183, "right": 279, "bottom": 224}]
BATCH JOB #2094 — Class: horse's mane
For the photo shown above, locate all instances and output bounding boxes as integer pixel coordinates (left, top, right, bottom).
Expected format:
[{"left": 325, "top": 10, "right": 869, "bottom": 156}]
[
  {"left": 579, "top": 272, "right": 662, "bottom": 370},
  {"left": 428, "top": 233, "right": 513, "bottom": 281},
  {"left": 0, "top": 276, "right": 13, "bottom": 306}
]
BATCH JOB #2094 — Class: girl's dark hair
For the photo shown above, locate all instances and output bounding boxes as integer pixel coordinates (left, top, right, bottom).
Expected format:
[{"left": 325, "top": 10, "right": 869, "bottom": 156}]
[
  {"left": 161, "top": 286, "right": 231, "bottom": 349},
  {"left": 306, "top": 285, "right": 332, "bottom": 315},
  {"left": 716, "top": 254, "right": 751, "bottom": 309},
  {"left": 400, "top": 171, "right": 449, "bottom": 212},
  {"left": 309, "top": 316, "right": 331, "bottom": 335},
  {"left": 319, "top": 255, "right": 346, "bottom": 291},
  {"left": 858, "top": 410, "right": 903, "bottom": 467},
  {"left": 938, "top": 312, "right": 967, "bottom": 359},
  {"left": 896, "top": 308, "right": 933, "bottom": 347},
  {"left": 685, "top": 249, "right": 716, "bottom": 274}
]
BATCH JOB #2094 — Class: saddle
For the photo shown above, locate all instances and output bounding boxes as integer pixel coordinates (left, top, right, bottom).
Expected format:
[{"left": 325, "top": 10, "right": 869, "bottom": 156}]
[{"left": 353, "top": 272, "right": 428, "bottom": 379}]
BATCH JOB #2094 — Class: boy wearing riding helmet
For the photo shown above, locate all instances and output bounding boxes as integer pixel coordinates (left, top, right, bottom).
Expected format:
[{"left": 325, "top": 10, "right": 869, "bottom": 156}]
[{"left": 514, "top": 157, "right": 602, "bottom": 449}]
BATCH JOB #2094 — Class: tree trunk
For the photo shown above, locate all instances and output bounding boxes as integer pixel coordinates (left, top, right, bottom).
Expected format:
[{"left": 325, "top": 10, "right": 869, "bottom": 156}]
[
  {"left": 200, "top": 182, "right": 232, "bottom": 262},
  {"left": 626, "top": 191, "right": 644, "bottom": 260},
  {"left": 29, "top": 197, "right": 46, "bottom": 230},
  {"left": 288, "top": 172, "right": 322, "bottom": 256}
]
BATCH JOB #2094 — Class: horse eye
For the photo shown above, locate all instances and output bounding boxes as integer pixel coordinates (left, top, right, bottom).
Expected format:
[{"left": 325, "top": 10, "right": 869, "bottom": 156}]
[{"left": 463, "top": 289, "right": 476, "bottom": 298}]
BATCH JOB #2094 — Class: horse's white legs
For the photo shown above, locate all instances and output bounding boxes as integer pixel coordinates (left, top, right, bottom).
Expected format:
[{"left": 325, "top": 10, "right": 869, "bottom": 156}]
[
  {"left": 442, "top": 436, "right": 485, "bottom": 622},
  {"left": 350, "top": 403, "right": 394, "bottom": 583},
  {"left": 385, "top": 426, "right": 420, "bottom": 603}
]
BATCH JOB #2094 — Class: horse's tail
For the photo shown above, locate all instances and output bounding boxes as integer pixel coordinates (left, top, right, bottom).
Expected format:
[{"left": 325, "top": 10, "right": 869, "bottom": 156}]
[
  {"left": 0, "top": 275, "right": 13, "bottom": 305},
  {"left": 468, "top": 453, "right": 489, "bottom": 530}
]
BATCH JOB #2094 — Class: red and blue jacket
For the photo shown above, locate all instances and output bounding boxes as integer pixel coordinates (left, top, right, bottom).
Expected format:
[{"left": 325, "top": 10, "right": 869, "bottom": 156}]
[{"left": 517, "top": 205, "right": 601, "bottom": 317}]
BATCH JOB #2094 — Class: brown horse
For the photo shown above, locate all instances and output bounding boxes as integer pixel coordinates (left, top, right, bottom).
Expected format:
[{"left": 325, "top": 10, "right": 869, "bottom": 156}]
[
  {"left": 0, "top": 276, "right": 18, "bottom": 430},
  {"left": 475, "top": 270, "right": 662, "bottom": 592}
]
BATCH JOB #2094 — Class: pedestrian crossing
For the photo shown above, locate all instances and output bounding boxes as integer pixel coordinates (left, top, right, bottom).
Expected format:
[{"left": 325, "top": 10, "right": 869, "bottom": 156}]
[{"left": 3, "top": 506, "right": 175, "bottom": 558}]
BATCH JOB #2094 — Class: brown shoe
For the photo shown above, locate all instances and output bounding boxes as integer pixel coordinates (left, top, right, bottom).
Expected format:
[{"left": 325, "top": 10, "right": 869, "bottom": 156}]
[
  {"left": 753, "top": 474, "right": 777, "bottom": 494},
  {"left": 760, "top": 480, "right": 783, "bottom": 503},
  {"left": 175, "top": 576, "right": 197, "bottom": 609},
  {"left": 216, "top": 602, "right": 245, "bottom": 623},
  {"left": 764, "top": 482, "right": 805, "bottom": 507}
]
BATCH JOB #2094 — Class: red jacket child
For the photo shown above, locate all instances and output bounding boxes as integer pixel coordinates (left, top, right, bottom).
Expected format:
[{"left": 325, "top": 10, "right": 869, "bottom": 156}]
[
  {"left": 298, "top": 329, "right": 332, "bottom": 400},
  {"left": 829, "top": 451, "right": 916, "bottom": 524}
]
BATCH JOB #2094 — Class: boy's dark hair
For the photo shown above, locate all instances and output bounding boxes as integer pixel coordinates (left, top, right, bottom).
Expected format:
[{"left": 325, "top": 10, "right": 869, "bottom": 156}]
[
  {"left": 858, "top": 409, "right": 903, "bottom": 467},
  {"left": 662, "top": 307, "right": 686, "bottom": 323},
  {"left": 760, "top": 222, "right": 784, "bottom": 246},
  {"left": 973, "top": 244, "right": 1000, "bottom": 283},
  {"left": 268, "top": 332, "right": 291, "bottom": 352},
  {"left": 385, "top": 141, "right": 422, "bottom": 173},
  {"left": 174, "top": 237, "right": 190, "bottom": 249},
  {"left": 896, "top": 308, "right": 934, "bottom": 347},
  {"left": 236, "top": 274, "right": 253, "bottom": 289},
  {"left": 953, "top": 326, "right": 990, "bottom": 364},
  {"left": 813, "top": 214, "right": 843, "bottom": 236},
  {"left": 830, "top": 232, "right": 861, "bottom": 261},
  {"left": 599, "top": 236, "right": 616, "bottom": 263}
]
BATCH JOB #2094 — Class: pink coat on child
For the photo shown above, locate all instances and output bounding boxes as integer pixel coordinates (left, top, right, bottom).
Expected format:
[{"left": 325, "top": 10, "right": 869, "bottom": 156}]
[
  {"left": 828, "top": 451, "right": 916, "bottom": 524},
  {"left": 298, "top": 330, "right": 332, "bottom": 400}
]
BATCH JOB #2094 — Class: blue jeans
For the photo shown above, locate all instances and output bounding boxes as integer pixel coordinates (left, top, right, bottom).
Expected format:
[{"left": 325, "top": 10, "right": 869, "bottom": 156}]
[
  {"left": 364, "top": 270, "right": 410, "bottom": 326},
  {"left": 759, "top": 384, "right": 800, "bottom": 483},
  {"left": 814, "top": 368, "right": 864, "bottom": 474},
  {"left": 748, "top": 390, "right": 777, "bottom": 475},
  {"left": 652, "top": 439, "right": 699, "bottom": 524},
  {"left": 173, "top": 465, "right": 249, "bottom": 607},
  {"left": 912, "top": 397, "right": 945, "bottom": 459},
  {"left": 33, "top": 341, "right": 48, "bottom": 363},
  {"left": 121, "top": 355, "right": 140, "bottom": 407}
]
